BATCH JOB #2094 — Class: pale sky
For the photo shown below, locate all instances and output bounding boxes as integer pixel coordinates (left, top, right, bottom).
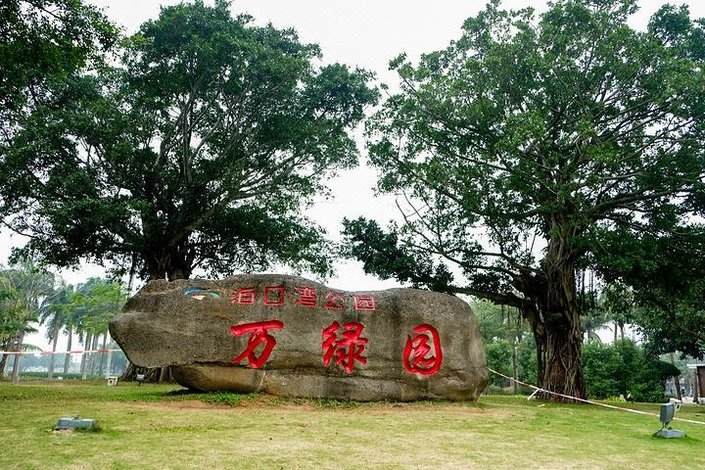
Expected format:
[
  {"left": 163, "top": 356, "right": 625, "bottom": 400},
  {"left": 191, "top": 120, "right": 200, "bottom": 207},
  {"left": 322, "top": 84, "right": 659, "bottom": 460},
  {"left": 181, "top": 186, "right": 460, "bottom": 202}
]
[{"left": 4, "top": 0, "right": 705, "bottom": 348}]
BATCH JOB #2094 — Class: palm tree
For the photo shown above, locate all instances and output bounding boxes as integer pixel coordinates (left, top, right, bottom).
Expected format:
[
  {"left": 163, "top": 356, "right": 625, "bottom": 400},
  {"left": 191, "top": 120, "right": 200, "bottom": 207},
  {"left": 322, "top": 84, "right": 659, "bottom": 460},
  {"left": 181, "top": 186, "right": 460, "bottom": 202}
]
[
  {"left": 39, "top": 282, "right": 74, "bottom": 378},
  {"left": 0, "top": 259, "right": 55, "bottom": 382},
  {"left": 71, "top": 278, "right": 127, "bottom": 379},
  {"left": 0, "top": 276, "right": 30, "bottom": 379},
  {"left": 473, "top": 300, "right": 532, "bottom": 392},
  {"left": 601, "top": 282, "right": 636, "bottom": 342},
  {"left": 580, "top": 307, "right": 609, "bottom": 343},
  {"left": 577, "top": 280, "right": 637, "bottom": 343},
  {"left": 61, "top": 303, "right": 81, "bottom": 375}
]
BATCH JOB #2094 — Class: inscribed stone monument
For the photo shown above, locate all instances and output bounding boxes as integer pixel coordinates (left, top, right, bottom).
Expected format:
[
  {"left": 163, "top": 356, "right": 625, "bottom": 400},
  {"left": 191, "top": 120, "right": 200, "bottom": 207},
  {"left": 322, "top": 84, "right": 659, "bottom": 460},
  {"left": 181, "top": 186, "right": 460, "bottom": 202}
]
[{"left": 109, "top": 274, "right": 488, "bottom": 401}]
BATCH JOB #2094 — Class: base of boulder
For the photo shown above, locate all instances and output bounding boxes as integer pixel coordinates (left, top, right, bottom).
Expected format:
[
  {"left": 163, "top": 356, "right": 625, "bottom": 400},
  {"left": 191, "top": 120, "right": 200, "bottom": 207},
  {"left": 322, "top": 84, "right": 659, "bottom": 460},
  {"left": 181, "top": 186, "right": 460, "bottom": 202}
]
[{"left": 172, "top": 363, "right": 484, "bottom": 402}]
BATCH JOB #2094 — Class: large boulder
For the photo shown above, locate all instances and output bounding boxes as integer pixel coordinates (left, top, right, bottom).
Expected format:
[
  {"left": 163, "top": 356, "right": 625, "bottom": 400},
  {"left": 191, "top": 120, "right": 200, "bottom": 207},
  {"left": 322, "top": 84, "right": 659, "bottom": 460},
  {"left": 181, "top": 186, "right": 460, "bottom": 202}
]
[{"left": 109, "top": 274, "right": 488, "bottom": 401}]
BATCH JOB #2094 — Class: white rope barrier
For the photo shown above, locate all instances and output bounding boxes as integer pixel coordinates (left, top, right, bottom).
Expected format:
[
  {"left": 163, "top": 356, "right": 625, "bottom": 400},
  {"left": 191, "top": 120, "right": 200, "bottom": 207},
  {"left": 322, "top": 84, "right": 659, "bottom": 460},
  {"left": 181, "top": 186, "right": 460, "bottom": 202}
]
[
  {"left": 1, "top": 351, "right": 703, "bottom": 426},
  {"left": 0, "top": 349, "right": 123, "bottom": 356},
  {"left": 487, "top": 367, "right": 705, "bottom": 426}
]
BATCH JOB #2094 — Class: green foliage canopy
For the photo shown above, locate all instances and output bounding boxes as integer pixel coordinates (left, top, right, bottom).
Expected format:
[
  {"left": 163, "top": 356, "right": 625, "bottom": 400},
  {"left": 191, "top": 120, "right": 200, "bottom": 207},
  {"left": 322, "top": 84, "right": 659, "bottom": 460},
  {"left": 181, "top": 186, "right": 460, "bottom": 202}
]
[
  {"left": 0, "top": 0, "right": 378, "bottom": 280},
  {"left": 474, "top": 300, "right": 538, "bottom": 388},
  {"left": 69, "top": 277, "right": 127, "bottom": 335},
  {"left": 0, "top": 0, "right": 116, "bottom": 117},
  {"left": 0, "top": 259, "right": 57, "bottom": 380},
  {"left": 582, "top": 339, "right": 680, "bottom": 401},
  {"left": 595, "top": 232, "right": 705, "bottom": 358},
  {"left": 0, "top": 260, "right": 55, "bottom": 347},
  {"left": 344, "top": 0, "right": 705, "bottom": 398}
]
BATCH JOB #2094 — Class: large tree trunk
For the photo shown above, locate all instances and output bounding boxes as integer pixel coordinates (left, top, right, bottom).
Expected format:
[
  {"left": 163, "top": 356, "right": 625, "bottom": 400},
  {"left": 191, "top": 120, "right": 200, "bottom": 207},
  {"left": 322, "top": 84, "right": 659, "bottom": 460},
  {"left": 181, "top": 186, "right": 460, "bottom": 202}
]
[
  {"left": 538, "top": 233, "right": 587, "bottom": 401},
  {"left": 1, "top": 338, "right": 19, "bottom": 379},
  {"left": 11, "top": 353, "right": 22, "bottom": 384},
  {"left": 143, "top": 237, "right": 195, "bottom": 282},
  {"left": 511, "top": 337, "right": 518, "bottom": 394},
  {"left": 515, "top": 228, "right": 587, "bottom": 401},
  {"left": 541, "top": 311, "right": 586, "bottom": 400}
]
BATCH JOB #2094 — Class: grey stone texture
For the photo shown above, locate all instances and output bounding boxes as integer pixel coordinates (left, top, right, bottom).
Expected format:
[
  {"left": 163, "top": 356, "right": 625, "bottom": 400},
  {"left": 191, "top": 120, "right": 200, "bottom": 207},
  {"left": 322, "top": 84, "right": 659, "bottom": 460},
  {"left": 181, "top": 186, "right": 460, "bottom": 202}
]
[{"left": 109, "top": 274, "right": 488, "bottom": 401}]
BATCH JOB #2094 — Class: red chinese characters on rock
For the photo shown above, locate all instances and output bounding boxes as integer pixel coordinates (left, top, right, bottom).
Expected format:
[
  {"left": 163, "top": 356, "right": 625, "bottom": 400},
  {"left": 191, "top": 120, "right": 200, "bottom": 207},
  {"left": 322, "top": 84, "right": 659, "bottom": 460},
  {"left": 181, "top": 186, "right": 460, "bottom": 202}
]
[
  {"left": 353, "top": 295, "right": 376, "bottom": 311},
  {"left": 263, "top": 286, "right": 285, "bottom": 306},
  {"left": 294, "top": 286, "right": 317, "bottom": 308},
  {"left": 323, "top": 290, "right": 345, "bottom": 310},
  {"left": 229, "top": 320, "right": 284, "bottom": 368},
  {"left": 230, "top": 287, "right": 256, "bottom": 305},
  {"left": 227, "top": 285, "right": 376, "bottom": 312},
  {"left": 322, "top": 321, "right": 368, "bottom": 373},
  {"left": 227, "top": 319, "right": 444, "bottom": 375},
  {"left": 403, "top": 323, "right": 443, "bottom": 376}
]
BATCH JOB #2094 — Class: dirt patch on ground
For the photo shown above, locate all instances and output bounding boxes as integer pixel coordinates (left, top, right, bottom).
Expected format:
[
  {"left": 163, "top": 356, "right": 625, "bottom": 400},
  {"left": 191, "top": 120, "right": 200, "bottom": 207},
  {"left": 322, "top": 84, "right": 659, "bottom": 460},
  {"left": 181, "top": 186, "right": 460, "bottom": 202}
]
[
  {"left": 123, "top": 393, "right": 506, "bottom": 416},
  {"left": 124, "top": 400, "right": 229, "bottom": 410}
]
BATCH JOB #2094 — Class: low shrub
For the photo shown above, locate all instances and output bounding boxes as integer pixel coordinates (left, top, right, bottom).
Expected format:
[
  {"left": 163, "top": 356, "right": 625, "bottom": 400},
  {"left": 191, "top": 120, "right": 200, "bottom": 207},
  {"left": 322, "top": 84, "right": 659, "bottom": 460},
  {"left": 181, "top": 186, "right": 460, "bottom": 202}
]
[{"left": 582, "top": 339, "right": 677, "bottom": 402}]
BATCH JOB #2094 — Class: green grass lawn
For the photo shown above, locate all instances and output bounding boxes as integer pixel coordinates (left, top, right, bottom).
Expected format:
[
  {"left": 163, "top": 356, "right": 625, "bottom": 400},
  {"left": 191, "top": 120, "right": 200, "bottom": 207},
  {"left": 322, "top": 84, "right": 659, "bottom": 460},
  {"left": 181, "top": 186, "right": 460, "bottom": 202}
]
[{"left": 1, "top": 381, "right": 704, "bottom": 469}]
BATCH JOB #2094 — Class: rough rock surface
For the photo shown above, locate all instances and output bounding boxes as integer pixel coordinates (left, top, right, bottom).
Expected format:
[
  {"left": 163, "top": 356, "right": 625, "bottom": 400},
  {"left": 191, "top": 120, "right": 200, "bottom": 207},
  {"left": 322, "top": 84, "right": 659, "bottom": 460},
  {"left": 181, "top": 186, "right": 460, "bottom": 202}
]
[{"left": 109, "top": 274, "right": 488, "bottom": 401}]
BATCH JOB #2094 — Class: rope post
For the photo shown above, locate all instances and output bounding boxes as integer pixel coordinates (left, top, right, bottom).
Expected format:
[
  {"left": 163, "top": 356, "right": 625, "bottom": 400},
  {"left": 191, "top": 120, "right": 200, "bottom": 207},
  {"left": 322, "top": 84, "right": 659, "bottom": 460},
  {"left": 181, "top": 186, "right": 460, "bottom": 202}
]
[{"left": 486, "top": 367, "right": 705, "bottom": 427}]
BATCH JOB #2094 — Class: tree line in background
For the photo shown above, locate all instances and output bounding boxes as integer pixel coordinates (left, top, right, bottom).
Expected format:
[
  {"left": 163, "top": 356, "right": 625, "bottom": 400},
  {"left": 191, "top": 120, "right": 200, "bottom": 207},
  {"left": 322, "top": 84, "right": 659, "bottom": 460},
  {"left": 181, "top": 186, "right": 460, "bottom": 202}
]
[
  {"left": 0, "top": 259, "right": 127, "bottom": 382},
  {"left": 0, "top": 0, "right": 703, "bottom": 398},
  {"left": 475, "top": 299, "right": 684, "bottom": 402}
]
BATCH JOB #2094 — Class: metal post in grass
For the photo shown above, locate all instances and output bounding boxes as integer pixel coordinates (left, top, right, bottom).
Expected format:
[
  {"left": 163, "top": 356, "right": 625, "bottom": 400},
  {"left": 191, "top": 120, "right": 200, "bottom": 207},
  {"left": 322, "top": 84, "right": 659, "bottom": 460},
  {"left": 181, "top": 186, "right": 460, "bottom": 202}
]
[{"left": 653, "top": 401, "right": 685, "bottom": 438}]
